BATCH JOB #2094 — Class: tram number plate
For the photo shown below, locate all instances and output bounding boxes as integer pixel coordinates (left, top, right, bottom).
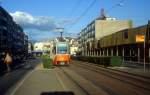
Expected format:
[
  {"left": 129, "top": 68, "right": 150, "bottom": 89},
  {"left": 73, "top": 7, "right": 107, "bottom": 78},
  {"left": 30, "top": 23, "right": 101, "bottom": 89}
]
[{"left": 60, "top": 62, "right": 65, "bottom": 65}]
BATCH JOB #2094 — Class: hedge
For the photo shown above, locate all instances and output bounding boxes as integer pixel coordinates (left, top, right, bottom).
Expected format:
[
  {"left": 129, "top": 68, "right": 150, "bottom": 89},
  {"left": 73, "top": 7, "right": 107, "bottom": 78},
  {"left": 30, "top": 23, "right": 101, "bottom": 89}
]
[
  {"left": 41, "top": 55, "right": 53, "bottom": 69},
  {"left": 71, "top": 56, "right": 122, "bottom": 67}
]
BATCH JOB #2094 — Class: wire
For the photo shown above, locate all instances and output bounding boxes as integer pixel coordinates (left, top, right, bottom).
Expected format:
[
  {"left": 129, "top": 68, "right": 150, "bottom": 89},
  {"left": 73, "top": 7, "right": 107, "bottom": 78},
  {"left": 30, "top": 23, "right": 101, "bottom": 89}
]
[
  {"left": 63, "top": 0, "right": 83, "bottom": 30},
  {"left": 106, "top": 0, "right": 125, "bottom": 14},
  {"left": 68, "top": 0, "right": 83, "bottom": 18},
  {"left": 66, "top": 0, "right": 124, "bottom": 36},
  {"left": 67, "top": 0, "right": 97, "bottom": 30}
]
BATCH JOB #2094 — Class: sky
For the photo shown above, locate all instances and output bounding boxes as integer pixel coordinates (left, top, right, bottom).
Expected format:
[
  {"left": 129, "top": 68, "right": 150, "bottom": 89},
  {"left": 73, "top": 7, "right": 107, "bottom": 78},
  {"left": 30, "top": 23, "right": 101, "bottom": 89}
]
[{"left": 1, "top": 0, "right": 150, "bottom": 41}]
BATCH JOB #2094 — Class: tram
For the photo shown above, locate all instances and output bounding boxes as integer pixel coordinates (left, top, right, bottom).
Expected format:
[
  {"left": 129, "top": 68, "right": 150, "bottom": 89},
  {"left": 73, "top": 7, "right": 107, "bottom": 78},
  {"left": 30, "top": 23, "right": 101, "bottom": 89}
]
[{"left": 53, "top": 42, "right": 70, "bottom": 65}]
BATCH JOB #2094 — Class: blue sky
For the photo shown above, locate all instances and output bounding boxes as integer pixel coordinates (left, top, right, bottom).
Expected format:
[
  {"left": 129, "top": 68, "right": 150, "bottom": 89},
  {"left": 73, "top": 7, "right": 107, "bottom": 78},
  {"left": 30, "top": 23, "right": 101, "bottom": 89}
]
[{"left": 1, "top": 0, "right": 150, "bottom": 41}]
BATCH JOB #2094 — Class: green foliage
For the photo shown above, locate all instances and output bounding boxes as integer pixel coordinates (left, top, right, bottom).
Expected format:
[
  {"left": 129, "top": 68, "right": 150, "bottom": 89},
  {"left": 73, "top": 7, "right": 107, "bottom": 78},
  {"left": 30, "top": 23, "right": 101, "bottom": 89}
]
[
  {"left": 41, "top": 55, "right": 52, "bottom": 69},
  {"left": 110, "top": 56, "right": 122, "bottom": 66},
  {"left": 72, "top": 56, "right": 122, "bottom": 67}
]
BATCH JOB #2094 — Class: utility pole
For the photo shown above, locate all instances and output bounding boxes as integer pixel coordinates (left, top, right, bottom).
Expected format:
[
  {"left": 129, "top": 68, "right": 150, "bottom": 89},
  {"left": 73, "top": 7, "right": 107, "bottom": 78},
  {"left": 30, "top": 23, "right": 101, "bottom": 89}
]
[
  {"left": 144, "top": 34, "right": 146, "bottom": 72},
  {"left": 144, "top": 20, "right": 150, "bottom": 72},
  {"left": 55, "top": 28, "right": 64, "bottom": 42},
  {"left": 60, "top": 31, "right": 63, "bottom": 41}
]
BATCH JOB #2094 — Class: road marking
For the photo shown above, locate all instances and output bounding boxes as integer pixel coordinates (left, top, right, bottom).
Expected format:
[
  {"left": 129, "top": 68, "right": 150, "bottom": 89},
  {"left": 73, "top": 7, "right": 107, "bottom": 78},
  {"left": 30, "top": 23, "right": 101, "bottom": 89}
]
[
  {"left": 10, "top": 69, "right": 35, "bottom": 95},
  {"left": 54, "top": 69, "right": 67, "bottom": 91}
]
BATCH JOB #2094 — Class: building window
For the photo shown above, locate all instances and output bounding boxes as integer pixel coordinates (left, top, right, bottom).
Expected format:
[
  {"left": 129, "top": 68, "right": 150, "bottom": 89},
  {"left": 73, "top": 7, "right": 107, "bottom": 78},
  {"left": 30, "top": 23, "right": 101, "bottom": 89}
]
[
  {"left": 124, "top": 31, "right": 128, "bottom": 39},
  {"left": 92, "top": 23, "right": 94, "bottom": 29}
]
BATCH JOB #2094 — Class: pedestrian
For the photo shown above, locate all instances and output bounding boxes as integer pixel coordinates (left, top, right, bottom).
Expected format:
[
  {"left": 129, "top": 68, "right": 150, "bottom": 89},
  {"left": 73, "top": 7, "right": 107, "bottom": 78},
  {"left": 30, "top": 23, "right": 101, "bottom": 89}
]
[{"left": 4, "top": 52, "right": 12, "bottom": 72}]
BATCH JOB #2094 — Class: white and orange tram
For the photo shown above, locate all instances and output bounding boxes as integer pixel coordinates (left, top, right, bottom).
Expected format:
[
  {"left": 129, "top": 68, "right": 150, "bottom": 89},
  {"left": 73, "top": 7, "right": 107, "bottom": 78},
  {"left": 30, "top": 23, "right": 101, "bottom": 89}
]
[{"left": 53, "top": 42, "right": 70, "bottom": 65}]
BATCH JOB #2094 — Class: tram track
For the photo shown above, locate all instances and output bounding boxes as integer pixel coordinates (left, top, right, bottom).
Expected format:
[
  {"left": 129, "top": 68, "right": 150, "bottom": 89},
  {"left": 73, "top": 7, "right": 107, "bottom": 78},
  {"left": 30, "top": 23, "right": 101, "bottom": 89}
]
[
  {"left": 58, "top": 66, "right": 110, "bottom": 95},
  {"left": 58, "top": 67, "right": 90, "bottom": 95},
  {"left": 74, "top": 60, "right": 150, "bottom": 80},
  {"left": 70, "top": 60, "right": 150, "bottom": 95}
]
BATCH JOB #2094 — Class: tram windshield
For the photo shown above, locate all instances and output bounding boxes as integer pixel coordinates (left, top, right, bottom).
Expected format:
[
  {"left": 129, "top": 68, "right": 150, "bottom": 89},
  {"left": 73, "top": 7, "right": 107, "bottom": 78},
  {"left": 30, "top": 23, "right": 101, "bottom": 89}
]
[{"left": 56, "top": 43, "right": 68, "bottom": 54}]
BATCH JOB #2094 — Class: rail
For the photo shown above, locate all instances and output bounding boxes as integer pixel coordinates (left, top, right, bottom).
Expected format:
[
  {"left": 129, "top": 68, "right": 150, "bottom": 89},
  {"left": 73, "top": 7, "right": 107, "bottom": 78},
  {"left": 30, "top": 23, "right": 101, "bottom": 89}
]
[{"left": 71, "top": 60, "right": 150, "bottom": 91}]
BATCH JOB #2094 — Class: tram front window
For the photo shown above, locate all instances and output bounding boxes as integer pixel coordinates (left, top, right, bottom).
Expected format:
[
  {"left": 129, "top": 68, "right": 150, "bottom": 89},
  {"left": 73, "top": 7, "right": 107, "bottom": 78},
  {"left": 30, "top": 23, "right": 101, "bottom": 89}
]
[{"left": 57, "top": 44, "right": 67, "bottom": 54}]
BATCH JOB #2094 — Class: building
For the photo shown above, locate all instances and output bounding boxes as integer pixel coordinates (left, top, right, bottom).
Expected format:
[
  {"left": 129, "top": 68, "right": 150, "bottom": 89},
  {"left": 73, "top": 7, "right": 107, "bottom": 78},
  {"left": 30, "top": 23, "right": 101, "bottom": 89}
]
[
  {"left": 78, "top": 18, "right": 150, "bottom": 63},
  {"left": 69, "top": 38, "right": 78, "bottom": 55},
  {"left": 95, "top": 20, "right": 132, "bottom": 40},
  {"left": 78, "top": 16, "right": 132, "bottom": 56},
  {"left": 34, "top": 42, "right": 51, "bottom": 55},
  {"left": 28, "top": 41, "right": 34, "bottom": 54},
  {"left": 70, "top": 46, "right": 78, "bottom": 55},
  {"left": 0, "top": 6, "right": 28, "bottom": 73},
  {"left": 96, "top": 22, "right": 150, "bottom": 63}
]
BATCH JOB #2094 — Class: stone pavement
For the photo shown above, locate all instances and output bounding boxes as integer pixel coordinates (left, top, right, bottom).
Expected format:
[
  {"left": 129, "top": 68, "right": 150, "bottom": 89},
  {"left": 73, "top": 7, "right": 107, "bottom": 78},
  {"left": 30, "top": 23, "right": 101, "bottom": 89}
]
[{"left": 5, "top": 60, "right": 86, "bottom": 95}]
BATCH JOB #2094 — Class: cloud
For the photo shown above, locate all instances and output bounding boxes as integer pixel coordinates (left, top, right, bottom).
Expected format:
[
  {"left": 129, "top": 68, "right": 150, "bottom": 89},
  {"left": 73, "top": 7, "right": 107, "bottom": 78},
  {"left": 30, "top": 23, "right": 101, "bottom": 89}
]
[
  {"left": 10, "top": 11, "right": 57, "bottom": 31},
  {"left": 24, "top": 29, "right": 57, "bottom": 40},
  {"left": 57, "top": 18, "right": 75, "bottom": 27},
  {"left": 10, "top": 11, "right": 77, "bottom": 41}
]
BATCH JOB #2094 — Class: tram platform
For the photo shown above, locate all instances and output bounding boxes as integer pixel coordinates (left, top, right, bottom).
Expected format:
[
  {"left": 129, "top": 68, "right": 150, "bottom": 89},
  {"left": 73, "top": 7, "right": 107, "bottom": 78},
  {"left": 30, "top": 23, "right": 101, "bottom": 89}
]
[{"left": 5, "top": 63, "right": 86, "bottom": 95}]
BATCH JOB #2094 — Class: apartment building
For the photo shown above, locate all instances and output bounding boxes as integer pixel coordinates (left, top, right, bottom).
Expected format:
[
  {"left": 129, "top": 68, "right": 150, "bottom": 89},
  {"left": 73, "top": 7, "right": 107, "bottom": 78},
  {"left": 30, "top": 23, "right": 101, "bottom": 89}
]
[
  {"left": 0, "top": 6, "right": 28, "bottom": 73},
  {"left": 78, "top": 17, "right": 132, "bottom": 56}
]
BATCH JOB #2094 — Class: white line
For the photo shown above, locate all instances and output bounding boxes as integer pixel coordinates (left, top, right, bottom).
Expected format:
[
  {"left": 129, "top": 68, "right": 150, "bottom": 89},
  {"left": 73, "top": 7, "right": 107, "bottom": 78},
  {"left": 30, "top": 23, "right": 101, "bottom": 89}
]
[
  {"left": 54, "top": 69, "right": 67, "bottom": 90},
  {"left": 10, "top": 69, "right": 35, "bottom": 95}
]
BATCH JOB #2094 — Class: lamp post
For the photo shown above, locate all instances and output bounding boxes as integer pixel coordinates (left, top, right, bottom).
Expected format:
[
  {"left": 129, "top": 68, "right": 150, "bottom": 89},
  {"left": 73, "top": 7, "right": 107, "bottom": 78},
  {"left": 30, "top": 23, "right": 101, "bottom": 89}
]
[
  {"left": 144, "top": 34, "right": 146, "bottom": 72},
  {"left": 143, "top": 20, "right": 150, "bottom": 72}
]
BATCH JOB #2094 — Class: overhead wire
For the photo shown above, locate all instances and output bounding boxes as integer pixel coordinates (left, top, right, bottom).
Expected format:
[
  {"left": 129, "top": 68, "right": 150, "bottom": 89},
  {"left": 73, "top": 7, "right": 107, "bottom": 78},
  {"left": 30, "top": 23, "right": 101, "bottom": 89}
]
[
  {"left": 68, "top": 0, "right": 82, "bottom": 18},
  {"left": 67, "top": 0, "right": 97, "bottom": 30},
  {"left": 66, "top": 0, "right": 125, "bottom": 36},
  {"left": 106, "top": 0, "right": 125, "bottom": 14},
  {"left": 62, "top": 0, "right": 84, "bottom": 37},
  {"left": 68, "top": 0, "right": 125, "bottom": 37}
]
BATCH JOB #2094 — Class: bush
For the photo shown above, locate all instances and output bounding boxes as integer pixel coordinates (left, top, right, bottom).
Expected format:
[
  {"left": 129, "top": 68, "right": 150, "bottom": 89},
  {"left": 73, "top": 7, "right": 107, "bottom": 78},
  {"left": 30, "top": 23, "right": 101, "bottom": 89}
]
[
  {"left": 71, "top": 56, "right": 122, "bottom": 67},
  {"left": 41, "top": 55, "right": 52, "bottom": 69},
  {"left": 110, "top": 56, "right": 122, "bottom": 66}
]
